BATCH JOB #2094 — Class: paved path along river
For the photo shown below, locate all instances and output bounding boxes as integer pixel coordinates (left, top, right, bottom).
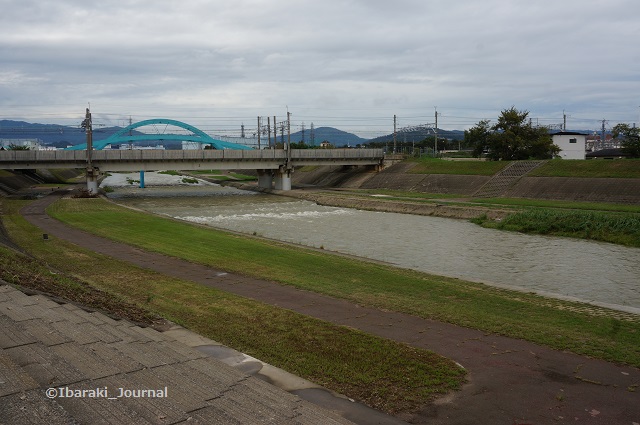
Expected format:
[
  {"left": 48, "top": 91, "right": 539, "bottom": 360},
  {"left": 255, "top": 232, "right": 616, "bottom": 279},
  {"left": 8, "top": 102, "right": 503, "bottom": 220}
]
[{"left": 20, "top": 191, "right": 640, "bottom": 425}]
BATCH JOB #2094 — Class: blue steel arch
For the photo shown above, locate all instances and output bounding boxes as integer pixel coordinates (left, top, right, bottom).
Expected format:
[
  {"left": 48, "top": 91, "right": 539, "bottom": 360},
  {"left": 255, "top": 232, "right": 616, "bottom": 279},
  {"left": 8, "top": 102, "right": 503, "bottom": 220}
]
[{"left": 67, "top": 118, "right": 253, "bottom": 150}]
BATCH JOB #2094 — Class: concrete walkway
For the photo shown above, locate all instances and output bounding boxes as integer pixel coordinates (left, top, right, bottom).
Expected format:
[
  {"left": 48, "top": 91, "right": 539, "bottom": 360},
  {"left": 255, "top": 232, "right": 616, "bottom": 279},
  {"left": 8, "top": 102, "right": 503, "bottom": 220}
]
[
  {"left": 0, "top": 284, "right": 361, "bottom": 425},
  {"left": 10, "top": 191, "right": 640, "bottom": 424}
]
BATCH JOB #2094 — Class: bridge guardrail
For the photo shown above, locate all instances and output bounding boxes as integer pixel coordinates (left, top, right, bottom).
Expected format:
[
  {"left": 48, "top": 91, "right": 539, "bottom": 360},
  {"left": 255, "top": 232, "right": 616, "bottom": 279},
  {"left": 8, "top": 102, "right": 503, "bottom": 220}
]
[
  {"left": 290, "top": 148, "right": 383, "bottom": 160},
  {"left": 0, "top": 148, "right": 384, "bottom": 170},
  {"left": 0, "top": 150, "right": 82, "bottom": 162}
]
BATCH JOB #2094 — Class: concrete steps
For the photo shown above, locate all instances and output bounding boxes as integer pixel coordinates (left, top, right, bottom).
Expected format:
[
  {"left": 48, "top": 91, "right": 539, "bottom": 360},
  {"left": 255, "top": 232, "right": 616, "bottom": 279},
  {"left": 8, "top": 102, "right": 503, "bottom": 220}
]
[
  {"left": 472, "top": 160, "right": 544, "bottom": 198},
  {"left": 0, "top": 284, "right": 355, "bottom": 424}
]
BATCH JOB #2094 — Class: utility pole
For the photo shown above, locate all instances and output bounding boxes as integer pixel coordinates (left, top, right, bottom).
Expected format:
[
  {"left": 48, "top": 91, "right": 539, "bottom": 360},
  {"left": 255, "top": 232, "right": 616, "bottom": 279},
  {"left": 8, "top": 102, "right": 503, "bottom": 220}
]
[
  {"left": 393, "top": 115, "right": 397, "bottom": 153},
  {"left": 310, "top": 122, "right": 315, "bottom": 146},
  {"left": 287, "top": 111, "right": 291, "bottom": 158},
  {"left": 81, "top": 106, "right": 99, "bottom": 194},
  {"left": 280, "top": 122, "right": 285, "bottom": 145},
  {"left": 267, "top": 116, "right": 271, "bottom": 149},
  {"left": 82, "top": 107, "right": 93, "bottom": 166},
  {"left": 563, "top": 110, "right": 567, "bottom": 131},
  {"left": 128, "top": 116, "right": 133, "bottom": 150},
  {"left": 434, "top": 107, "right": 438, "bottom": 156},
  {"left": 257, "top": 116, "right": 261, "bottom": 149},
  {"left": 301, "top": 122, "right": 305, "bottom": 144},
  {"left": 601, "top": 119, "right": 606, "bottom": 150},
  {"left": 274, "top": 115, "right": 278, "bottom": 145}
]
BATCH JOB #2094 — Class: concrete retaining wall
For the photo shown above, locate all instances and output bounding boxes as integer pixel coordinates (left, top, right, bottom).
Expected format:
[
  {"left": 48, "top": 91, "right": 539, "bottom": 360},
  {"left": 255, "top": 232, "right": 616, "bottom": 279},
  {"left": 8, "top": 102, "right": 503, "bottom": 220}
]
[{"left": 507, "top": 177, "right": 640, "bottom": 204}]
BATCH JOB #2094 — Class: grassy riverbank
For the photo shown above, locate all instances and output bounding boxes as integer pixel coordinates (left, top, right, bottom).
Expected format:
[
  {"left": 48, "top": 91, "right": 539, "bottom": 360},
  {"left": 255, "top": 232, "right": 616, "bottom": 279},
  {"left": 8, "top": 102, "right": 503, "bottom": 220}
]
[
  {"left": 408, "top": 157, "right": 507, "bottom": 175},
  {"left": 472, "top": 208, "right": 640, "bottom": 247},
  {"left": 22, "top": 197, "right": 640, "bottom": 368},
  {"left": 530, "top": 158, "right": 640, "bottom": 178},
  {"left": 0, "top": 200, "right": 465, "bottom": 414},
  {"left": 406, "top": 157, "right": 640, "bottom": 178}
]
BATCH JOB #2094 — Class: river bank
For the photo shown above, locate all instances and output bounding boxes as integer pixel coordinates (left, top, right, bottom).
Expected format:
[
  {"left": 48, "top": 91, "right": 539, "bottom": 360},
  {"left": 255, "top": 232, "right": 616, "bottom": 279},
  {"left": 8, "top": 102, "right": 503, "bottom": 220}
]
[
  {"left": 222, "top": 181, "right": 513, "bottom": 220},
  {"left": 8, "top": 193, "right": 640, "bottom": 425}
]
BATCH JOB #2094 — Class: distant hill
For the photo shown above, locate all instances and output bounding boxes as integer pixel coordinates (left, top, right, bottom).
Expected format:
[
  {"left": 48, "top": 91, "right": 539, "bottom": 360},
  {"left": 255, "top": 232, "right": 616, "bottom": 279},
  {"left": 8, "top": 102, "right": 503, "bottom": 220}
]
[
  {"left": 0, "top": 120, "right": 86, "bottom": 147},
  {"left": 368, "top": 128, "right": 465, "bottom": 144},
  {"left": 2, "top": 119, "right": 478, "bottom": 149},
  {"left": 287, "top": 126, "right": 368, "bottom": 147},
  {"left": 0, "top": 120, "right": 369, "bottom": 148},
  {"left": 0, "top": 120, "right": 148, "bottom": 148}
]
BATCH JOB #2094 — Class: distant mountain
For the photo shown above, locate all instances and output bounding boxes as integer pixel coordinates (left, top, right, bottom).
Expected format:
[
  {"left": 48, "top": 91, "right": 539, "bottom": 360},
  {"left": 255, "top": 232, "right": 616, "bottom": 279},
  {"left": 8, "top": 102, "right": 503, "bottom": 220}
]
[
  {"left": 0, "top": 120, "right": 147, "bottom": 148},
  {"left": 287, "top": 126, "right": 368, "bottom": 147},
  {"left": 2, "top": 119, "right": 474, "bottom": 149},
  {"left": 0, "top": 120, "right": 86, "bottom": 147},
  {"left": 0, "top": 120, "right": 370, "bottom": 149},
  {"left": 367, "top": 128, "right": 465, "bottom": 144}
]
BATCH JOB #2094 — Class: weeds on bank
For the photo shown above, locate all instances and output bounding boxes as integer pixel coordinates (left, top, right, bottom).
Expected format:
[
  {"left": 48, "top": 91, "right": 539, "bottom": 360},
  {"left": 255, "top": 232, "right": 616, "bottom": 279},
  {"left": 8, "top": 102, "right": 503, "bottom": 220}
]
[
  {"left": 472, "top": 197, "right": 640, "bottom": 214},
  {"left": 0, "top": 246, "right": 161, "bottom": 325},
  {"left": 473, "top": 209, "right": 640, "bottom": 247}
]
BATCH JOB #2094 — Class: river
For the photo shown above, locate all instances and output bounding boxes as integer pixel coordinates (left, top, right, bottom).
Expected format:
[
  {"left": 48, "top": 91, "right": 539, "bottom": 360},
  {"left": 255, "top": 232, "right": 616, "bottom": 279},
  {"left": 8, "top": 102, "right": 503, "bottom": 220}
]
[{"left": 103, "top": 172, "right": 640, "bottom": 313}]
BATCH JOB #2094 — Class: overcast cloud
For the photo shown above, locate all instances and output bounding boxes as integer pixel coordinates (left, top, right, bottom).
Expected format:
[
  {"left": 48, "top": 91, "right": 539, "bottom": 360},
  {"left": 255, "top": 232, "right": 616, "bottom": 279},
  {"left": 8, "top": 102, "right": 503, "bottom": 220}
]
[{"left": 1, "top": 0, "right": 639, "bottom": 137}]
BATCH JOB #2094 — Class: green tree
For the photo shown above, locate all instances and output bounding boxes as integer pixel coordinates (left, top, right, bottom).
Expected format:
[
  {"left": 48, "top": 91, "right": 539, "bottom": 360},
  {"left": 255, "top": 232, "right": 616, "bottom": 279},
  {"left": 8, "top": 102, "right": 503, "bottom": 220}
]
[
  {"left": 7, "top": 144, "right": 30, "bottom": 150},
  {"left": 467, "top": 107, "right": 559, "bottom": 160},
  {"left": 612, "top": 123, "right": 640, "bottom": 158},
  {"left": 290, "top": 140, "right": 311, "bottom": 149},
  {"left": 465, "top": 119, "right": 491, "bottom": 157}
]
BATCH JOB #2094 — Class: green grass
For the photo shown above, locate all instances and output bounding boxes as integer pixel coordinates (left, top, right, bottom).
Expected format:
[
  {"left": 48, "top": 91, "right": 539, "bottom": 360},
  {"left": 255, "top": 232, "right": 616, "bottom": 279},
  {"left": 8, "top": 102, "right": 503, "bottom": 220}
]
[
  {"left": 529, "top": 159, "right": 640, "bottom": 178},
  {"left": 472, "top": 209, "right": 640, "bottom": 247},
  {"left": 39, "top": 197, "right": 640, "bottom": 368},
  {"left": 472, "top": 197, "right": 640, "bottom": 214},
  {"left": 406, "top": 157, "right": 640, "bottom": 178},
  {"left": 0, "top": 200, "right": 465, "bottom": 414},
  {"left": 407, "top": 157, "right": 508, "bottom": 175}
]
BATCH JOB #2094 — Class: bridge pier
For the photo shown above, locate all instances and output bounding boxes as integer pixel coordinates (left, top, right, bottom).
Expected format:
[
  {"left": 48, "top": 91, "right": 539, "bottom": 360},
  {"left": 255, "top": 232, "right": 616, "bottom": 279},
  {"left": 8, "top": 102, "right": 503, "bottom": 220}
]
[
  {"left": 274, "top": 167, "right": 292, "bottom": 191},
  {"left": 257, "top": 169, "right": 273, "bottom": 190},
  {"left": 86, "top": 167, "right": 100, "bottom": 194}
]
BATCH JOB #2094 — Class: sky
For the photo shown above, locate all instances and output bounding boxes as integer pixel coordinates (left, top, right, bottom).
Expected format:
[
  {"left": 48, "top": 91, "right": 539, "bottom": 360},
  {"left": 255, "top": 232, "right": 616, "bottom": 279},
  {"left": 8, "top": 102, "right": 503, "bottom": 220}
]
[{"left": 1, "top": 0, "right": 639, "bottom": 139}]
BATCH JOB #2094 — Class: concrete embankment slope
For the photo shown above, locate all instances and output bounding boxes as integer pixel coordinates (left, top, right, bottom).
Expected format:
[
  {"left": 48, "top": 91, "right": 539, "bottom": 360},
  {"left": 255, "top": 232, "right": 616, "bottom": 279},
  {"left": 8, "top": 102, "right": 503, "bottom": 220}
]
[
  {"left": 0, "top": 169, "right": 82, "bottom": 197},
  {"left": 293, "top": 162, "right": 640, "bottom": 204}
]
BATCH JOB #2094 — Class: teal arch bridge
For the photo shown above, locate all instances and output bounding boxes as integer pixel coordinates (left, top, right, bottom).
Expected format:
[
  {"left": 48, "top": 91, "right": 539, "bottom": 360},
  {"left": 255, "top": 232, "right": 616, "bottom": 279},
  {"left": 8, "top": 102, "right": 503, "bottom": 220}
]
[
  {"left": 66, "top": 118, "right": 253, "bottom": 151},
  {"left": 2, "top": 118, "right": 385, "bottom": 193}
]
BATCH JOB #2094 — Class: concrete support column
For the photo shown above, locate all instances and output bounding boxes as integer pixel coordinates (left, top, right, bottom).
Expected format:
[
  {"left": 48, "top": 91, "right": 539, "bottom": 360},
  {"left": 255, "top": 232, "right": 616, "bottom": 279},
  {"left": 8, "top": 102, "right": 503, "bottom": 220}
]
[
  {"left": 86, "top": 167, "right": 99, "bottom": 194},
  {"left": 257, "top": 169, "right": 273, "bottom": 190},
  {"left": 140, "top": 170, "right": 145, "bottom": 188},
  {"left": 274, "top": 167, "right": 292, "bottom": 191}
]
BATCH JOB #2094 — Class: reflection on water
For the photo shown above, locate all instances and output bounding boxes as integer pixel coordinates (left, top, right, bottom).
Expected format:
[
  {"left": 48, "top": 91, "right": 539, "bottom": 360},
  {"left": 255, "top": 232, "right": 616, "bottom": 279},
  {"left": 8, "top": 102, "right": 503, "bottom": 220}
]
[{"left": 108, "top": 185, "right": 640, "bottom": 312}]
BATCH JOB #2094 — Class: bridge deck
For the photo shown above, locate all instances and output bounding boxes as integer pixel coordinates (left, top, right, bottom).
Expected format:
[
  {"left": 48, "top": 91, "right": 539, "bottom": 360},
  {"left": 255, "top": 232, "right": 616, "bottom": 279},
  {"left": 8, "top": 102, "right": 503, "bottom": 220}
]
[{"left": 0, "top": 149, "right": 384, "bottom": 171}]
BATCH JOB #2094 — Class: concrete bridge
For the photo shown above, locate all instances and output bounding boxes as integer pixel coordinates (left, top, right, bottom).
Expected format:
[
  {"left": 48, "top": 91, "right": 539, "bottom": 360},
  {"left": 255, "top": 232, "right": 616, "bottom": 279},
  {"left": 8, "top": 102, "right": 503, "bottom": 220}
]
[{"left": 0, "top": 148, "right": 385, "bottom": 192}]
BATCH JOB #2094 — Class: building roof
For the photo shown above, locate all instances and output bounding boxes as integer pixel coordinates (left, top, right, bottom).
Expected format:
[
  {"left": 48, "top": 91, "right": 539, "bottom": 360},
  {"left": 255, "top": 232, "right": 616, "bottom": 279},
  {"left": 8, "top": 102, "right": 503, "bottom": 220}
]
[
  {"left": 551, "top": 131, "right": 588, "bottom": 136},
  {"left": 586, "top": 148, "right": 629, "bottom": 158}
]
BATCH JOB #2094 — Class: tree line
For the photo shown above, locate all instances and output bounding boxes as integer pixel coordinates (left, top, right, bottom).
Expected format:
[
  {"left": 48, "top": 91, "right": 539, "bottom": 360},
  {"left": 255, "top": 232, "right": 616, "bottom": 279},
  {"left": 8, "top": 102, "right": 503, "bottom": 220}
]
[{"left": 464, "top": 107, "right": 640, "bottom": 160}]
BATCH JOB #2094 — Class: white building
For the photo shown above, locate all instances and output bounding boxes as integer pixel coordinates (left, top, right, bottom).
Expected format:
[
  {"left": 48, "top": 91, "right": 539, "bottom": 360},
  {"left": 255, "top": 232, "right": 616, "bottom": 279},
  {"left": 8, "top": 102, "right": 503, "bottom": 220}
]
[
  {"left": 0, "top": 138, "right": 42, "bottom": 150},
  {"left": 551, "top": 132, "right": 587, "bottom": 160}
]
